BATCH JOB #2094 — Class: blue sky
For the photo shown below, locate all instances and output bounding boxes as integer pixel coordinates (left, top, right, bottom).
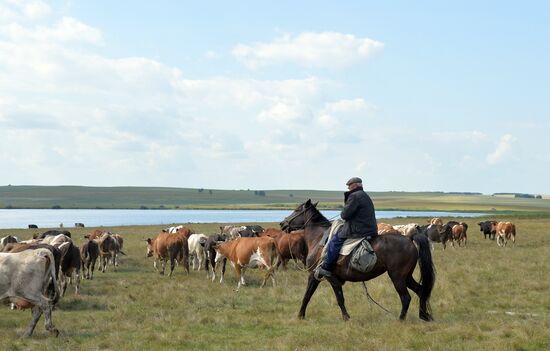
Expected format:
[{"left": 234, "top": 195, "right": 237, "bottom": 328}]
[{"left": 1, "top": 1, "right": 549, "bottom": 194}]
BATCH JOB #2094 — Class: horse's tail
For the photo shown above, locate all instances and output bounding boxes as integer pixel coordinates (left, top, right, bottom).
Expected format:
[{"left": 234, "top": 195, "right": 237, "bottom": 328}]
[{"left": 412, "top": 233, "right": 436, "bottom": 308}]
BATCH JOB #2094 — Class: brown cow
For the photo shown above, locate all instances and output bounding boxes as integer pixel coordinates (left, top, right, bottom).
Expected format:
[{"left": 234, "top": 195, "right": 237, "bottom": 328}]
[
  {"left": 450, "top": 223, "right": 468, "bottom": 247},
  {"left": 377, "top": 223, "right": 401, "bottom": 235},
  {"left": 145, "top": 232, "right": 189, "bottom": 277},
  {"left": 214, "top": 236, "right": 277, "bottom": 289},
  {"left": 260, "top": 228, "right": 306, "bottom": 269},
  {"left": 492, "top": 222, "right": 516, "bottom": 247},
  {"left": 86, "top": 229, "right": 110, "bottom": 240}
]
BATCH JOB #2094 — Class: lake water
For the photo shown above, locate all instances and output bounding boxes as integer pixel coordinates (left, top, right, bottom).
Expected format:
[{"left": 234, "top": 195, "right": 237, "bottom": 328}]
[{"left": 0, "top": 209, "right": 486, "bottom": 229}]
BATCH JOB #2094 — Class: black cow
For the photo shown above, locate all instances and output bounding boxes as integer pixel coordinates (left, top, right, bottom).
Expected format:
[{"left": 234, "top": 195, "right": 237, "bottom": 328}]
[
  {"left": 477, "top": 221, "right": 497, "bottom": 240},
  {"left": 203, "top": 234, "right": 227, "bottom": 282},
  {"left": 238, "top": 225, "right": 265, "bottom": 237},
  {"left": 75, "top": 223, "right": 85, "bottom": 228},
  {"left": 34, "top": 230, "right": 72, "bottom": 239},
  {"left": 28, "top": 224, "right": 38, "bottom": 229},
  {"left": 80, "top": 239, "right": 99, "bottom": 280}
]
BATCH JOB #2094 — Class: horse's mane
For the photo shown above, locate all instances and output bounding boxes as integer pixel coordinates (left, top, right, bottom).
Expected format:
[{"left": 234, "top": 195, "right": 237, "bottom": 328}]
[{"left": 305, "top": 202, "right": 331, "bottom": 227}]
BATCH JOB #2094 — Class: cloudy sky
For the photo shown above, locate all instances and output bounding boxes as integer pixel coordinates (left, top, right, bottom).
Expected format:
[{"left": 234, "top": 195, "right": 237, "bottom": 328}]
[{"left": 1, "top": 1, "right": 549, "bottom": 194}]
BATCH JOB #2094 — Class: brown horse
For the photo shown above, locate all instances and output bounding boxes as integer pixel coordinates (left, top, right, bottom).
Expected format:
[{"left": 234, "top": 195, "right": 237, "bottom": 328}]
[{"left": 280, "top": 199, "right": 435, "bottom": 321}]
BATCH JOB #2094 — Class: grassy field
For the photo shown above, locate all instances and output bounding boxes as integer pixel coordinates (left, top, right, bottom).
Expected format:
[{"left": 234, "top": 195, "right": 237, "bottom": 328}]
[
  {"left": 1, "top": 185, "right": 550, "bottom": 212},
  {"left": 1, "top": 215, "right": 549, "bottom": 350}
]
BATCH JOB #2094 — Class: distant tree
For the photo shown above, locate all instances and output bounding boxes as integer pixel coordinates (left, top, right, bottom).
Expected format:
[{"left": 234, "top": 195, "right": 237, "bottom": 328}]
[
  {"left": 209, "top": 190, "right": 213, "bottom": 195},
  {"left": 536, "top": 195, "right": 543, "bottom": 199},
  {"left": 159, "top": 205, "right": 165, "bottom": 209},
  {"left": 5, "top": 204, "right": 14, "bottom": 209},
  {"left": 140, "top": 205, "right": 148, "bottom": 209},
  {"left": 51, "top": 205, "right": 62, "bottom": 209},
  {"left": 198, "top": 188, "right": 204, "bottom": 193}
]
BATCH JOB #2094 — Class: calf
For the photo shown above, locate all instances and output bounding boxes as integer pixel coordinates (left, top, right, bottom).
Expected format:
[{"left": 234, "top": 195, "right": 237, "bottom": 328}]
[
  {"left": 0, "top": 248, "right": 59, "bottom": 337},
  {"left": 492, "top": 221, "right": 516, "bottom": 247},
  {"left": 214, "top": 236, "right": 277, "bottom": 289},
  {"left": 80, "top": 239, "right": 99, "bottom": 280},
  {"left": 188, "top": 233, "right": 208, "bottom": 271},
  {"left": 145, "top": 232, "right": 189, "bottom": 277}
]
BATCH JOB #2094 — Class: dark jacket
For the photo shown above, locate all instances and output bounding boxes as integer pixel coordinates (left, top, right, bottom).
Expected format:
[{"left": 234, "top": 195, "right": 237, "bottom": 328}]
[{"left": 339, "top": 187, "right": 378, "bottom": 239}]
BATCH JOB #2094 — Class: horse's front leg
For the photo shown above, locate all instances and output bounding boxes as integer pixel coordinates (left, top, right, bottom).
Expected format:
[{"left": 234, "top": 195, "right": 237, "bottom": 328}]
[
  {"left": 330, "top": 282, "right": 350, "bottom": 321},
  {"left": 298, "top": 272, "right": 321, "bottom": 320}
]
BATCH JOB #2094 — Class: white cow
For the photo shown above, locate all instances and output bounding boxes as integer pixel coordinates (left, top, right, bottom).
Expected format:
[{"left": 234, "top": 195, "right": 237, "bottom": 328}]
[
  {"left": 0, "top": 248, "right": 60, "bottom": 337},
  {"left": 164, "top": 225, "right": 184, "bottom": 234},
  {"left": 188, "top": 234, "right": 208, "bottom": 271},
  {"left": 393, "top": 223, "right": 421, "bottom": 237}
]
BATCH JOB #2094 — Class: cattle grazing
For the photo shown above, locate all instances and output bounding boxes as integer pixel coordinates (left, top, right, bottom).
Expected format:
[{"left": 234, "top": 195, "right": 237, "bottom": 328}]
[
  {"left": 145, "top": 232, "right": 189, "bottom": 277},
  {"left": 0, "top": 248, "right": 60, "bottom": 337},
  {"left": 0, "top": 235, "right": 19, "bottom": 251},
  {"left": 28, "top": 224, "right": 38, "bottom": 229},
  {"left": 80, "top": 239, "right": 99, "bottom": 280},
  {"left": 34, "top": 230, "right": 72, "bottom": 239},
  {"left": 188, "top": 233, "right": 208, "bottom": 271},
  {"left": 491, "top": 222, "right": 516, "bottom": 247},
  {"left": 75, "top": 223, "right": 85, "bottom": 228},
  {"left": 477, "top": 221, "right": 497, "bottom": 240},
  {"left": 450, "top": 223, "right": 468, "bottom": 247},
  {"left": 204, "top": 234, "right": 227, "bottom": 282},
  {"left": 261, "top": 228, "right": 306, "bottom": 269},
  {"left": 214, "top": 236, "right": 277, "bottom": 289}
]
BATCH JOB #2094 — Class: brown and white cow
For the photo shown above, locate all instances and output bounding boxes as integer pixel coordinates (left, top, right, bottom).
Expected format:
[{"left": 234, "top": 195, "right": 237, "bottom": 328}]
[
  {"left": 260, "top": 228, "right": 306, "bottom": 269},
  {"left": 214, "top": 236, "right": 277, "bottom": 289},
  {"left": 492, "top": 222, "right": 516, "bottom": 247},
  {"left": 0, "top": 235, "right": 19, "bottom": 251},
  {"left": 80, "top": 239, "right": 99, "bottom": 280},
  {"left": 145, "top": 232, "right": 189, "bottom": 277},
  {"left": 85, "top": 229, "right": 111, "bottom": 240},
  {"left": 96, "top": 232, "right": 124, "bottom": 272},
  {"left": 0, "top": 248, "right": 60, "bottom": 337},
  {"left": 429, "top": 218, "right": 444, "bottom": 226}
]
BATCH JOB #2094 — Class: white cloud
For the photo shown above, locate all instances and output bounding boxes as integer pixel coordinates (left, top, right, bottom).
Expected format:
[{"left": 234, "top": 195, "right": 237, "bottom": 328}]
[
  {"left": 431, "top": 130, "right": 488, "bottom": 143},
  {"left": 233, "top": 31, "right": 383, "bottom": 69},
  {"left": 486, "top": 134, "right": 515, "bottom": 164}
]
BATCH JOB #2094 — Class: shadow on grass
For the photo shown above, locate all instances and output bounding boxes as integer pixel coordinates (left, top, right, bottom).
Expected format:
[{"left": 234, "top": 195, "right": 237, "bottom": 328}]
[{"left": 57, "top": 298, "right": 109, "bottom": 311}]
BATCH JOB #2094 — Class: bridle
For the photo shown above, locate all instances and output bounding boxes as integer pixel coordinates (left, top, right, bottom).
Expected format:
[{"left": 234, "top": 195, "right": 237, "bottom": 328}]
[{"left": 282, "top": 203, "right": 332, "bottom": 232}]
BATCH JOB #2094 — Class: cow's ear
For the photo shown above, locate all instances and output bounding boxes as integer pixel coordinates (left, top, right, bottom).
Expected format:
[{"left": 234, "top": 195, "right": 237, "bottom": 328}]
[{"left": 145, "top": 238, "right": 152, "bottom": 244}]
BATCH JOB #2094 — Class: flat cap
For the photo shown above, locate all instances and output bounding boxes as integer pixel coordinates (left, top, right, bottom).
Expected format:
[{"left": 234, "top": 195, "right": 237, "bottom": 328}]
[{"left": 346, "top": 177, "right": 362, "bottom": 186}]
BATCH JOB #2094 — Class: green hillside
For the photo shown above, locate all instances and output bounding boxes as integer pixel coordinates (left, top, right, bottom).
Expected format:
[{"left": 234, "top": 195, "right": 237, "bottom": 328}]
[{"left": 1, "top": 185, "right": 550, "bottom": 213}]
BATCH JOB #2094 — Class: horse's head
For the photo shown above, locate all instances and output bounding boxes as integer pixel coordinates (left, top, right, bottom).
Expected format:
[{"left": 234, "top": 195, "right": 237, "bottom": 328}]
[{"left": 280, "top": 199, "right": 324, "bottom": 232}]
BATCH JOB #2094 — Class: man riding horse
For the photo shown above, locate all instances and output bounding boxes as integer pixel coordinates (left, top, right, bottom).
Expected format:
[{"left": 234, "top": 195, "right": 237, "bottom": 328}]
[{"left": 314, "top": 176, "right": 378, "bottom": 280}]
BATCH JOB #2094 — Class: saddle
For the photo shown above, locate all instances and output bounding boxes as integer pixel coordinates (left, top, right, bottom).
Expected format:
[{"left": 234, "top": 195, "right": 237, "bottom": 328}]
[{"left": 320, "top": 220, "right": 377, "bottom": 273}]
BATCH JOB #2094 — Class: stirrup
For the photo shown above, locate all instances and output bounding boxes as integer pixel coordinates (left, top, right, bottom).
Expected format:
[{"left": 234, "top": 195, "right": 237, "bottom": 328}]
[{"left": 314, "top": 266, "right": 332, "bottom": 280}]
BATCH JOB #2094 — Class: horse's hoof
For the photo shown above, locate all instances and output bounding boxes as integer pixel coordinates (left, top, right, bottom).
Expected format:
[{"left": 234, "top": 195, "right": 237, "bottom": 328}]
[
  {"left": 342, "top": 314, "right": 350, "bottom": 321},
  {"left": 298, "top": 314, "right": 305, "bottom": 320}
]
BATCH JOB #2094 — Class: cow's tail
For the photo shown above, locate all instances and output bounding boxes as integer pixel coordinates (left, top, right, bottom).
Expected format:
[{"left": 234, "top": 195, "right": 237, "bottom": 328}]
[
  {"left": 42, "top": 250, "right": 60, "bottom": 305},
  {"left": 412, "top": 234, "right": 436, "bottom": 312}
]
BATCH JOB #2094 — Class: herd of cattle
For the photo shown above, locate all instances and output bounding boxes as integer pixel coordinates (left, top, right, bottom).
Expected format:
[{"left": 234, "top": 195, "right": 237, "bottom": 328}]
[{"left": 0, "top": 218, "right": 516, "bottom": 337}]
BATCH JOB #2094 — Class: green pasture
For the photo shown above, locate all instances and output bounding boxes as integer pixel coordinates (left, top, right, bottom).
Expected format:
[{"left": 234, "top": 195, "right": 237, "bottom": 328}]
[
  {"left": 1, "top": 216, "right": 549, "bottom": 350},
  {"left": 1, "top": 185, "right": 550, "bottom": 213}
]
